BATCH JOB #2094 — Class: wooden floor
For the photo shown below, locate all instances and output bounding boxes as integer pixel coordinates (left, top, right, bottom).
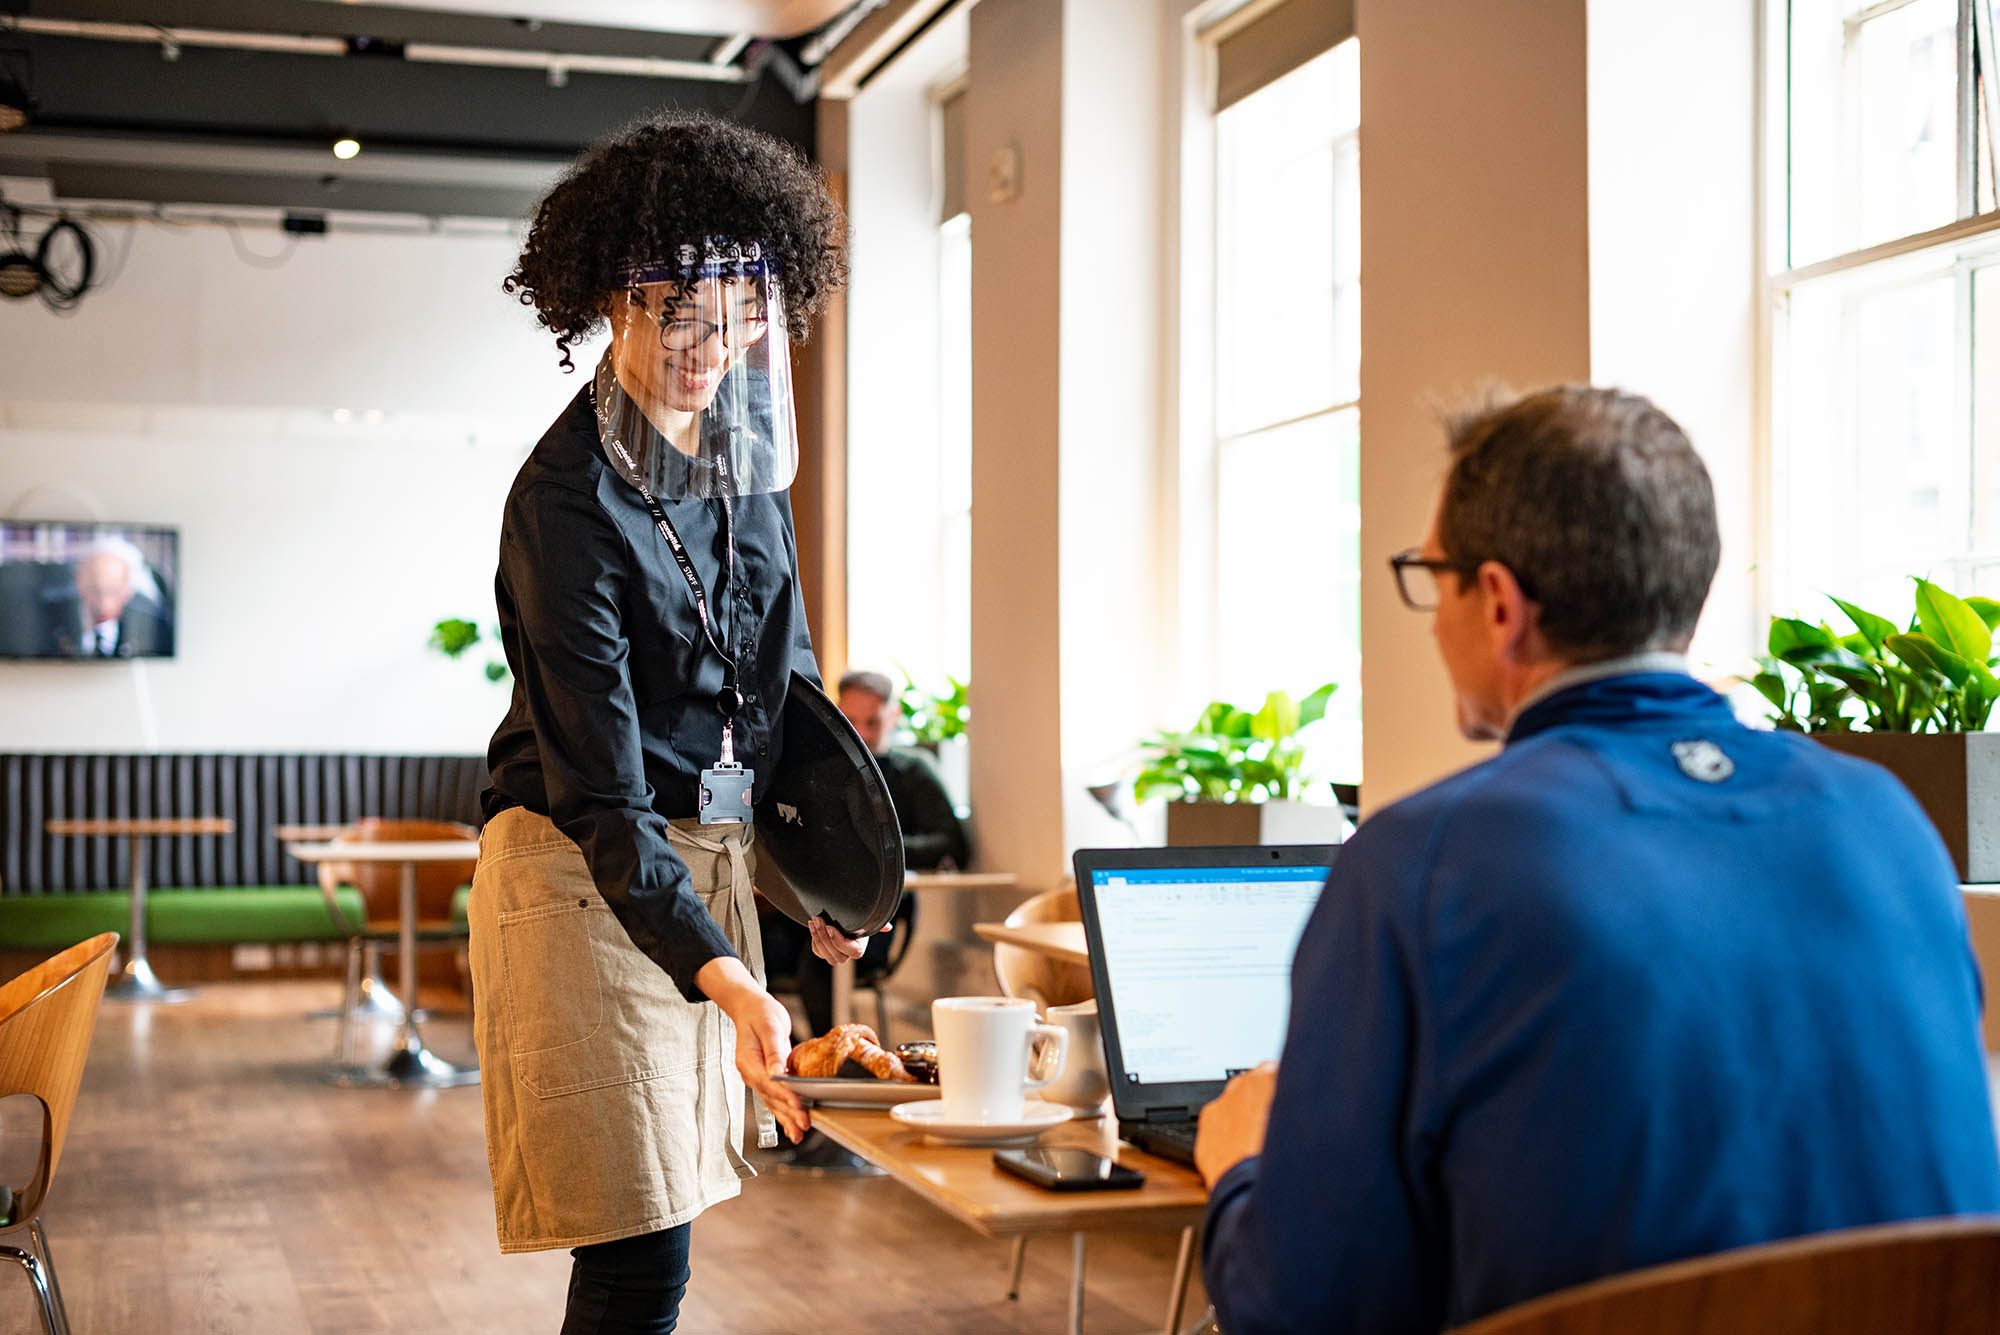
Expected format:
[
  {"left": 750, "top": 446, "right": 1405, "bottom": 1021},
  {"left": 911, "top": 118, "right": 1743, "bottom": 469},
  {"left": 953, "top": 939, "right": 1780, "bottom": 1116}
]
[{"left": 0, "top": 981, "right": 1205, "bottom": 1335}]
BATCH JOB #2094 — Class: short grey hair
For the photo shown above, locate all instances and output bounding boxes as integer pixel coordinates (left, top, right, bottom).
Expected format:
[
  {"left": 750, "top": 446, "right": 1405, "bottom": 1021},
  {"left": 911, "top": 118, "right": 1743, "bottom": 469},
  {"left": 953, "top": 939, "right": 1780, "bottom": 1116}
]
[
  {"left": 1438, "top": 386, "right": 1719, "bottom": 661},
  {"left": 837, "top": 669, "right": 896, "bottom": 703}
]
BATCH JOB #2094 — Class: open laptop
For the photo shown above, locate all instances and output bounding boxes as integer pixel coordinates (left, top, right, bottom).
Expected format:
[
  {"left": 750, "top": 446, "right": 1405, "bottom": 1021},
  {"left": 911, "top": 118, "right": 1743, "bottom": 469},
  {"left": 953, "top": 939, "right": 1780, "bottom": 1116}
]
[{"left": 1074, "top": 843, "right": 1337, "bottom": 1166}]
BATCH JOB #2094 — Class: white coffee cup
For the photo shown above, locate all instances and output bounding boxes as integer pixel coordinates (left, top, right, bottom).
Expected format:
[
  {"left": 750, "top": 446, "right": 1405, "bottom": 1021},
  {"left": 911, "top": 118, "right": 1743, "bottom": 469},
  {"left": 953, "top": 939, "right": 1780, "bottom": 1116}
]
[
  {"left": 931, "top": 996, "right": 1069, "bottom": 1123},
  {"left": 1040, "top": 999, "right": 1111, "bottom": 1114}
]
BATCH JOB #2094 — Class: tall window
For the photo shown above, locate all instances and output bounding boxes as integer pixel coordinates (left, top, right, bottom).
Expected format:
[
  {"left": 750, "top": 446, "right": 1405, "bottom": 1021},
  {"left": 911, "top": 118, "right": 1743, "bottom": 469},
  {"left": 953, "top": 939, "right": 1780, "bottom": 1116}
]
[
  {"left": 1769, "top": 0, "right": 2000, "bottom": 619},
  {"left": 1210, "top": 39, "right": 1360, "bottom": 776}
]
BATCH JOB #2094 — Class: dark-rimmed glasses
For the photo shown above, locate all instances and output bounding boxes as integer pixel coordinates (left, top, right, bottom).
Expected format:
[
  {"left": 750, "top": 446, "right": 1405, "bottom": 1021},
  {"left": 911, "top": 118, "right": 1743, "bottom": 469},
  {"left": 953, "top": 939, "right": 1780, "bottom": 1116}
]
[{"left": 1388, "top": 548, "right": 1481, "bottom": 612}]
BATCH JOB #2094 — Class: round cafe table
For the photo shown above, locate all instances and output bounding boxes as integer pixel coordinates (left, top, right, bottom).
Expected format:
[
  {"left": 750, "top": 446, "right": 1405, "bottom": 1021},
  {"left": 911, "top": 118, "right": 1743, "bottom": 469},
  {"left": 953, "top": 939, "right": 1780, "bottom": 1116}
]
[
  {"left": 286, "top": 838, "right": 482, "bottom": 1090},
  {"left": 44, "top": 816, "right": 235, "bottom": 1003}
]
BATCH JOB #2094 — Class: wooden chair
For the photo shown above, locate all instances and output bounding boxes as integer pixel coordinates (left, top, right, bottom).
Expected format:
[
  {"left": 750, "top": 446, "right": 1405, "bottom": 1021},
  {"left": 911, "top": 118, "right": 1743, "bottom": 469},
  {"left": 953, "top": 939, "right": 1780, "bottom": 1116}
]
[
  {"left": 1452, "top": 1216, "right": 2000, "bottom": 1334},
  {"left": 992, "top": 883, "right": 1093, "bottom": 1013},
  {"left": 0, "top": 932, "right": 117, "bottom": 1335},
  {"left": 316, "top": 818, "right": 476, "bottom": 1062}
]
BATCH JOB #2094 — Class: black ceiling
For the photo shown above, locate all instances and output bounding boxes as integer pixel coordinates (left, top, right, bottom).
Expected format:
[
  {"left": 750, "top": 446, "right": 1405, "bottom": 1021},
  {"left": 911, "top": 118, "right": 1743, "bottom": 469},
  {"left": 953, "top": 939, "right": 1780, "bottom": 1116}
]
[{"left": 0, "top": 0, "right": 836, "bottom": 219}]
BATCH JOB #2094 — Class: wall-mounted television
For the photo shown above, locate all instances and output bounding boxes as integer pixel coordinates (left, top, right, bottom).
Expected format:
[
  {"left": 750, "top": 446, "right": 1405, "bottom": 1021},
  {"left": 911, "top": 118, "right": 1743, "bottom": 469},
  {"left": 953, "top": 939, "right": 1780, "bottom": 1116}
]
[{"left": 0, "top": 521, "right": 179, "bottom": 660}]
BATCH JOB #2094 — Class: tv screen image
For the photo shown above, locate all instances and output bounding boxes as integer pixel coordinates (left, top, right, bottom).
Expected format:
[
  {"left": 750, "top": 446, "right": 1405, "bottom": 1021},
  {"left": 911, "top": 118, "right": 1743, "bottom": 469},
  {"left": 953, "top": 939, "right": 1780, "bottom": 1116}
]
[{"left": 0, "top": 521, "right": 179, "bottom": 660}]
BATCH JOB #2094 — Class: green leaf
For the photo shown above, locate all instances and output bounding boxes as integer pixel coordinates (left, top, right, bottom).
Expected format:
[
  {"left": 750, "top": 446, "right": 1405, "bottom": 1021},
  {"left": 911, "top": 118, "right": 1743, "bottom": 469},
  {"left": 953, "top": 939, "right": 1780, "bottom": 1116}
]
[
  {"left": 1828, "top": 597, "right": 1897, "bottom": 652},
  {"left": 1769, "top": 617, "right": 1838, "bottom": 659},
  {"left": 1748, "top": 671, "right": 1789, "bottom": 710},
  {"left": 1968, "top": 597, "right": 2000, "bottom": 633},
  {"left": 1297, "top": 682, "right": 1338, "bottom": 728},
  {"left": 1915, "top": 579, "right": 1993, "bottom": 664},
  {"left": 1887, "top": 632, "right": 1974, "bottom": 688},
  {"left": 1251, "top": 692, "right": 1300, "bottom": 743},
  {"left": 483, "top": 661, "right": 509, "bottom": 682},
  {"left": 428, "top": 617, "right": 480, "bottom": 657}
]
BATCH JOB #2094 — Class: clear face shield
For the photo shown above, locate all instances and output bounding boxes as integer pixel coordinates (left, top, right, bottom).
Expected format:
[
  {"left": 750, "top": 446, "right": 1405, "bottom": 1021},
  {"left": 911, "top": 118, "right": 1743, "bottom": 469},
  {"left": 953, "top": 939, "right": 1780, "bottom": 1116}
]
[{"left": 596, "top": 238, "right": 799, "bottom": 502}]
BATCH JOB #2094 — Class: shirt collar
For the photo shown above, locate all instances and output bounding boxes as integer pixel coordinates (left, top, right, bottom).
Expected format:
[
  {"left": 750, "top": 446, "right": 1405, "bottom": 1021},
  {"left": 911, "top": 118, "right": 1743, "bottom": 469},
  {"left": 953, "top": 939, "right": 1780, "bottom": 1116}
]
[{"left": 1505, "top": 651, "right": 1691, "bottom": 732}]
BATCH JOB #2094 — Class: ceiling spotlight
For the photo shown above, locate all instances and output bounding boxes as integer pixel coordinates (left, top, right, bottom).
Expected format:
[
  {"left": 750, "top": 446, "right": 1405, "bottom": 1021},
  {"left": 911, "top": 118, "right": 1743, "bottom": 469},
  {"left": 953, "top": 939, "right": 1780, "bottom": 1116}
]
[{"left": 332, "top": 137, "right": 361, "bottom": 161}]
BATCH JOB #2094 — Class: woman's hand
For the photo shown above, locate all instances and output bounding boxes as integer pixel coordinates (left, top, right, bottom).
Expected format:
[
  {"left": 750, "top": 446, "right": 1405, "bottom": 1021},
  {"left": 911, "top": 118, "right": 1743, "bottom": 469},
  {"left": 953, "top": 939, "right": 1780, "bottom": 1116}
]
[
  {"left": 695, "top": 955, "right": 810, "bottom": 1142},
  {"left": 807, "top": 913, "right": 870, "bottom": 965}
]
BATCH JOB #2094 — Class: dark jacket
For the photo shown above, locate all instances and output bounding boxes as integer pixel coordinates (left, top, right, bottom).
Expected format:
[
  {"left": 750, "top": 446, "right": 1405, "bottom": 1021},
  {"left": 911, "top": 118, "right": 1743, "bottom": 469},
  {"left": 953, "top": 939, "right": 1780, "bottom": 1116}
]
[{"left": 483, "top": 386, "right": 821, "bottom": 1002}]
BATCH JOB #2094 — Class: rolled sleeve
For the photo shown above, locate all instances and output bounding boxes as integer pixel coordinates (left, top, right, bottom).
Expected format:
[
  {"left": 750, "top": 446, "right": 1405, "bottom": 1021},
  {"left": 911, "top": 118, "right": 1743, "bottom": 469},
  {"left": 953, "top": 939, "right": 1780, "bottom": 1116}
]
[{"left": 502, "top": 480, "right": 738, "bottom": 1002}]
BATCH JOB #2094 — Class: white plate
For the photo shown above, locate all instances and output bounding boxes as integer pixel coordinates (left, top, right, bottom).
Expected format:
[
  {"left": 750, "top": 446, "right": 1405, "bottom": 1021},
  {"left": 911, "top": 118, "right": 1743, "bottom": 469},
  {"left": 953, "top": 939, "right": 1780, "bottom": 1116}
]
[
  {"left": 888, "top": 1097, "right": 1074, "bottom": 1145},
  {"left": 774, "top": 1075, "right": 942, "bottom": 1109}
]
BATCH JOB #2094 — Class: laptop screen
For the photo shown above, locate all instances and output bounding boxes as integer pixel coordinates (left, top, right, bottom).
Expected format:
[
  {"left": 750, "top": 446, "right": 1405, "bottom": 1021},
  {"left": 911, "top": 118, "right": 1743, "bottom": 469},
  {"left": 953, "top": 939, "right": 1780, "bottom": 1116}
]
[{"left": 1087, "top": 860, "right": 1327, "bottom": 1087}]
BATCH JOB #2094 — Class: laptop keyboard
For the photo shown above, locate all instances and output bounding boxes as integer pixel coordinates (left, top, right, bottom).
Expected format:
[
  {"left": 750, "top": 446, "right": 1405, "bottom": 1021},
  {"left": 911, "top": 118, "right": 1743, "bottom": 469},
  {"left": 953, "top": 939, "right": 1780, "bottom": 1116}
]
[{"left": 1126, "top": 1120, "right": 1198, "bottom": 1165}]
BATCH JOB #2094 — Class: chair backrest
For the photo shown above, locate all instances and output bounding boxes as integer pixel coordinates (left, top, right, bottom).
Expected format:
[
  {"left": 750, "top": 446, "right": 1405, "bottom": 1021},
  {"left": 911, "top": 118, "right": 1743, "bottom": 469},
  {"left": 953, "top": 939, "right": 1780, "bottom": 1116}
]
[
  {"left": 341, "top": 817, "right": 478, "bottom": 926},
  {"left": 1451, "top": 1216, "right": 2000, "bottom": 1335},
  {"left": 994, "top": 883, "right": 1093, "bottom": 1014},
  {"left": 0, "top": 932, "right": 117, "bottom": 1226}
]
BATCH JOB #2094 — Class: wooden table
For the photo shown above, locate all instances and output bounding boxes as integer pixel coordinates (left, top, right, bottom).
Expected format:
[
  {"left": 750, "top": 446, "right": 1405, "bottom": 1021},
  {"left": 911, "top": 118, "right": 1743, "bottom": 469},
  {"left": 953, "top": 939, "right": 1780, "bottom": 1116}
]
[
  {"left": 287, "top": 839, "right": 482, "bottom": 1090},
  {"left": 44, "top": 816, "right": 235, "bottom": 1003},
  {"left": 811, "top": 1104, "right": 1206, "bottom": 1334},
  {"left": 974, "top": 920, "right": 1090, "bottom": 967},
  {"left": 830, "top": 870, "right": 1023, "bottom": 1027}
]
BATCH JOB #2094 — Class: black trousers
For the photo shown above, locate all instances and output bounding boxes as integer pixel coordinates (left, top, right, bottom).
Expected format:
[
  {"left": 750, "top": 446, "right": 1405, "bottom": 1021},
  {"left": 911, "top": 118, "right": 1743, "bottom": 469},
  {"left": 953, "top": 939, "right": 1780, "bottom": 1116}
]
[{"left": 561, "top": 1225, "right": 691, "bottom": 1335}]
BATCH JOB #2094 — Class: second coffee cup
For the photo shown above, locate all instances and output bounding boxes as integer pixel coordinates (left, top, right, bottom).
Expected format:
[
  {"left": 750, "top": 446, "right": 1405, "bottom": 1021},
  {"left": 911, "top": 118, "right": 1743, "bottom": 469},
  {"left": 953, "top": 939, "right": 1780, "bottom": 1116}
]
[{"left": 931, "top": 996, "right": 1069, "bottom": 1122}]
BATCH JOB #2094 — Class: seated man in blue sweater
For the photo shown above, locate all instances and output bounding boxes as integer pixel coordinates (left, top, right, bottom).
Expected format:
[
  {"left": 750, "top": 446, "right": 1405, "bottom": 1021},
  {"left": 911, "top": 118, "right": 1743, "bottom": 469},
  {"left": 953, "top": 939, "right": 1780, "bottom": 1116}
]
[{"left": 1193, "top": 385, "right": 2000, "bottom": 1333}]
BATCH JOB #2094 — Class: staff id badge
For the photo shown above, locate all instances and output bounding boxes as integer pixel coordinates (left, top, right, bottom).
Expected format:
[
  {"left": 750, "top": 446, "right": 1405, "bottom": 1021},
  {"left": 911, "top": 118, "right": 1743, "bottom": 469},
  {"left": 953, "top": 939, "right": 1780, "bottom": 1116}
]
[{"left": 698, "top": 723, "right": 755, "bottom": 825}]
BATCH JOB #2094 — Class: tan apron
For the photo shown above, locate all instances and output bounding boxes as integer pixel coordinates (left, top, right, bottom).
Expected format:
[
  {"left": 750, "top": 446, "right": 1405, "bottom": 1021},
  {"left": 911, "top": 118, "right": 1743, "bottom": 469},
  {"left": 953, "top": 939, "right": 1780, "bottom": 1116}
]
[{"left": 469, "top": 806, "right": 775, "bottom": 1254}]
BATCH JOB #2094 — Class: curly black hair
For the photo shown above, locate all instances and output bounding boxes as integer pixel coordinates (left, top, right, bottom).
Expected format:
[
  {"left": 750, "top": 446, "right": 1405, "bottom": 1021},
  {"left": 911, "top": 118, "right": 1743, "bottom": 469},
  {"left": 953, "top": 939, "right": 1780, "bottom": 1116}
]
[{"left": 506, "top": 110, "right": 847, "bottom": 371}]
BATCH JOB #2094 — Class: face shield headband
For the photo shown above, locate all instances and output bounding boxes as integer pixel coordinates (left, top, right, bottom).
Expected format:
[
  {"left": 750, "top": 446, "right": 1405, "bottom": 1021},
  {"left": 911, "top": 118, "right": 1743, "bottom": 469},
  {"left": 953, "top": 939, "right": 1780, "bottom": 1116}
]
[{"left": 595, "top": 237, "right": 799, "bottom": 502}]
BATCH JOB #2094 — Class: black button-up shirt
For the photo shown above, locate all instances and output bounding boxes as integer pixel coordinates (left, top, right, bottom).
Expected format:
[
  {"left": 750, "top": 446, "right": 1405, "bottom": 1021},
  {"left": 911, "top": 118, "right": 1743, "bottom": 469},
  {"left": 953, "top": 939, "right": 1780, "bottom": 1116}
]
[{"left": 483, "top": 386, "right": 821, "bottom": 1001}]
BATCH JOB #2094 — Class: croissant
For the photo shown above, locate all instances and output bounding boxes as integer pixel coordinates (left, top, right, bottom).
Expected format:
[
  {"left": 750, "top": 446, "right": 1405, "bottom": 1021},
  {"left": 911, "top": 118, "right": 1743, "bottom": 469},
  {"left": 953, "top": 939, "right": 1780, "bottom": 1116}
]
[{"left": 787, "top": 1023, "right": 916, "bottom": 1082}]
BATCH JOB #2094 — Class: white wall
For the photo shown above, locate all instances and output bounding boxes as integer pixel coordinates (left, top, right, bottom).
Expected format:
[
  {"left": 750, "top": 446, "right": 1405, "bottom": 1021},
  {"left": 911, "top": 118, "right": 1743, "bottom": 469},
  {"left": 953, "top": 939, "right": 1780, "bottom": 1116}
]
[{"left": 0, "top": 211, "right": 590, "bottom": 753}]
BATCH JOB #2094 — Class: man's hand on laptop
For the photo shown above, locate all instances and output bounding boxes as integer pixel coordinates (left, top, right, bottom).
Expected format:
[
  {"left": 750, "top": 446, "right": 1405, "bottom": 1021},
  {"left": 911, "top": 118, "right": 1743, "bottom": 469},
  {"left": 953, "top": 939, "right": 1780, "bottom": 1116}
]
[{"left": 1194, "top": 1061, "right": 1279, "bottom": 1185}]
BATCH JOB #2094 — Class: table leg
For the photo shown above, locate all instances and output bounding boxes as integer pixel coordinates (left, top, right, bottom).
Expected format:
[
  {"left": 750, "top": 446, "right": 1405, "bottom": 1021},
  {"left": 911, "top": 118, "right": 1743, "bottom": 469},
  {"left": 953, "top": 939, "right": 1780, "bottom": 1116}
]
[
  {"left": 326, "top": 861, "right": 477, "bottom": 1090},
  {"left": 103, "top": 834, "right": 192, "bottom": 1003},
  {"left": 1068, "top": 1232, "right": 1086, "bottom": 1335},
  {"left": 1164, "top": 1225, "right": 1196, "bottom": 1334},
  {"left": 832, "top": 955, "right": 855, "bottom": 1027}
]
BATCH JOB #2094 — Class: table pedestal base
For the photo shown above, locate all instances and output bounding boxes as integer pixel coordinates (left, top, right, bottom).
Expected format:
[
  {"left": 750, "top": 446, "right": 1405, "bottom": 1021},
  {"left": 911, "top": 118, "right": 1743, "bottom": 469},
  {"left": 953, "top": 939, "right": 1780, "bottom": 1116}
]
[
  {"left": 103, "top": 956, "right": 193, "bottom": 1004},
  {"left": 324, "top": 1038, "right": 479, "bottom": 1090}
]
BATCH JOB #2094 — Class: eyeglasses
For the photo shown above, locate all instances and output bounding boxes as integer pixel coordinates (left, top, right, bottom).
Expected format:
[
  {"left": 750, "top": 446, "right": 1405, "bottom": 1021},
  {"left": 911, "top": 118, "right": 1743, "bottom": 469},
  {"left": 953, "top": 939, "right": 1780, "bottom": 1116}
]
[
  {"left": 1388, "top": 548, "right": 1482, "bottom": 612},
  {"left": 656, "top": 308, "right": 769, "bottom": 352}
]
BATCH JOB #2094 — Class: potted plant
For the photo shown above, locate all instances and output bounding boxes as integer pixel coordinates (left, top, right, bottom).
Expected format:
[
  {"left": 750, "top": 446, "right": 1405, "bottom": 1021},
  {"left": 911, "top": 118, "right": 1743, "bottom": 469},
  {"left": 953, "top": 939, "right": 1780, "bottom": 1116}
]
[
  {"left": 1751, "top": 578, "right": 2000, "bottom": 882},
  {"left": 1131, "top": 682, "right": 1345, "bottom": 846},
  {"left": 900, "top": 675, "right": 970, "bottom": 813}
]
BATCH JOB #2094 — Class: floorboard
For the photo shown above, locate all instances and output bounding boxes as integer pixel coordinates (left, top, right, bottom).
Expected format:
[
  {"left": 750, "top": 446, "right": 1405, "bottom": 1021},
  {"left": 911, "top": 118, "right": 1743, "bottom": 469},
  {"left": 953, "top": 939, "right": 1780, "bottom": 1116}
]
[{"left": 0, "top": 981, "right": 1206, "bottom": 1334}]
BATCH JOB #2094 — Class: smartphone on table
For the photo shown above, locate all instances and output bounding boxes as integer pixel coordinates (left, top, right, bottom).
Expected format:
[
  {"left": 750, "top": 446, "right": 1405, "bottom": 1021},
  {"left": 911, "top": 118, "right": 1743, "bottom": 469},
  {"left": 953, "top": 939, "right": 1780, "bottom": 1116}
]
[{"left": 993, "top": 1146, "right": 1147, "bottom": 1191}]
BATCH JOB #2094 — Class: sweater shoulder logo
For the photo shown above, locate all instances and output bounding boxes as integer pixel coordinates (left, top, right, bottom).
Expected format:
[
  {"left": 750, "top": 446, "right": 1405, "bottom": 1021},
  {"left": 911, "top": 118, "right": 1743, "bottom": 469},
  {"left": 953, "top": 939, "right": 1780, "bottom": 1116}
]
[{"left": 1670, "top": 739, "right": 1734, "bottom": 783}]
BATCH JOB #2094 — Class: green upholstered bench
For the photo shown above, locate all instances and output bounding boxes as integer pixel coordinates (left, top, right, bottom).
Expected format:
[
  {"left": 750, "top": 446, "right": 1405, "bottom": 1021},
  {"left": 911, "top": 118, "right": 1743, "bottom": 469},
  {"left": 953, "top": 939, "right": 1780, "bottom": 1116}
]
[{"left": 0, "top": 886, "right": 373, "bottom": 950}]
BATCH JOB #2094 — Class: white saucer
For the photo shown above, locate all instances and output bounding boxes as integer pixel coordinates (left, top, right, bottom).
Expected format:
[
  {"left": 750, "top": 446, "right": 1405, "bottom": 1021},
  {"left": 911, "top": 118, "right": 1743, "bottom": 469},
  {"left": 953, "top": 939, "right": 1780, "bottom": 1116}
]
[{"left": 888, "top": 1098, "right": 1073, "bottom": 1145}]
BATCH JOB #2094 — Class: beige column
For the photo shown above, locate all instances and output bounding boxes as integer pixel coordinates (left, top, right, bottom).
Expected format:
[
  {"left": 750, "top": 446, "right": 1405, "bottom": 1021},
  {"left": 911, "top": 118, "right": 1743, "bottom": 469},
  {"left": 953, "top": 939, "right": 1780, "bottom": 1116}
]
[{"left": 1355, "top": 0, "right": 1594, "bottom": 809}]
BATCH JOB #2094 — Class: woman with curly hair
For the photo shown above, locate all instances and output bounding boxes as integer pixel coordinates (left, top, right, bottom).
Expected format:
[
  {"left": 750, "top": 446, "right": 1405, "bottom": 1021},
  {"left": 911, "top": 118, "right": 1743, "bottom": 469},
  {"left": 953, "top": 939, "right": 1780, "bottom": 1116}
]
[{"left": 467, "top": 110, "right": 857, "bottom": 1333}]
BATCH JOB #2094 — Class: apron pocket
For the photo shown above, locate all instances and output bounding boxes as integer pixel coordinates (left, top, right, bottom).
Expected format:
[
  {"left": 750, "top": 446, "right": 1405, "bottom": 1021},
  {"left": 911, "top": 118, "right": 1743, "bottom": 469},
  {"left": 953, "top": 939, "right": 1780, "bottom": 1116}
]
[
  {"left": 506, "top": 900, "right": 711, "bottom": 1099},
  {"left": 497, "top": 899, "right": 603, "bottom": 1061}
]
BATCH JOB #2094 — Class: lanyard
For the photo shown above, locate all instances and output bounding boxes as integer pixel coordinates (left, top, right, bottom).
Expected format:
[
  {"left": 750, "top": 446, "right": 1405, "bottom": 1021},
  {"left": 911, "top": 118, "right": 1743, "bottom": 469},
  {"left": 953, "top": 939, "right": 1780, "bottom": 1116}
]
[{"left": 603, "top": 436, "right": 742, "bottom": 724}]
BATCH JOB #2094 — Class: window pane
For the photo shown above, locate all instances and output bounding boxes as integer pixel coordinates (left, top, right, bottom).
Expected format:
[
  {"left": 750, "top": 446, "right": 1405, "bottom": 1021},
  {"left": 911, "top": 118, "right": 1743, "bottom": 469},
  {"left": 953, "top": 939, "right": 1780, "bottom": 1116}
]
[
  {"left": 1971, "top": 262, "right": 2000, "bottom": 584},
  {"left": 1213, "top": 408, "right": 1361, "bottom": 780},
  {"left": 1215, "top": 41, "right": 1356, "bottom": 439},
  {"left": 1789, "top": 0, "right": 1960, "bottom": 268},
  {"left": 1772, "top": 263, "right": 1962, "bottom": 618}
]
